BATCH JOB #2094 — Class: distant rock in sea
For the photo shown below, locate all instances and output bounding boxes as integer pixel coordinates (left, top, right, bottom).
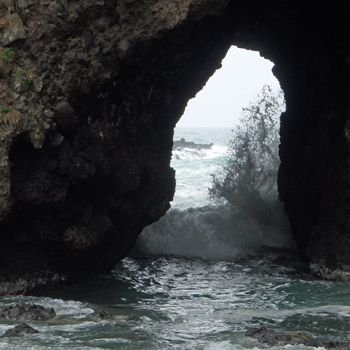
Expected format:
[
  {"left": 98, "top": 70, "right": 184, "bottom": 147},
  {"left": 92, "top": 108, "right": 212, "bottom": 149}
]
[{"left": 173, "top": 138, "right": 213, "bottom": 150}]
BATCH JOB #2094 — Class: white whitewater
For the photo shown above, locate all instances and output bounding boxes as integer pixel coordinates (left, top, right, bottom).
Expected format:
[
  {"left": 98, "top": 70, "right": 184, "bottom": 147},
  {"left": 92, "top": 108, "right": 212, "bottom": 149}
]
[{"left": 135, "top": 127, "right": 295, "bottom": 259}]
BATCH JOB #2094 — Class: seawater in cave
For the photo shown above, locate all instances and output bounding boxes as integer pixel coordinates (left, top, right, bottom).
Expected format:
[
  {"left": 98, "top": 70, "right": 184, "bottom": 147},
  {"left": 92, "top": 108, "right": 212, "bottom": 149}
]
[
  {"left": 2, "top": 47, "right": 350, "bottom": 350},
  {"left": 133, "top": 46, "right": 293, "bottom": 260}
]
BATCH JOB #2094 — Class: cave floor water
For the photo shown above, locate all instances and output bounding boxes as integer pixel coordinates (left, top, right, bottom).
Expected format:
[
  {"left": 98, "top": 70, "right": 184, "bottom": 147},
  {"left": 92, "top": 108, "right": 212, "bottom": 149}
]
[
  {"left": 1, "top": 128, "right": 348, "bottom": 349},
  {"left": 1, "top": 249, "right": 350, "bottom": 349}
]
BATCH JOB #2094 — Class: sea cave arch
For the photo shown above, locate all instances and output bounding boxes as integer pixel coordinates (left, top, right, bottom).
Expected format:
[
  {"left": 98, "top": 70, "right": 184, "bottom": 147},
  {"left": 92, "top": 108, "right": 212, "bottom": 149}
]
[
  {"left": 144, "top": 2, "right": 350, "bottom": 281},
  {"left": 0, "top": 0, "right": 350, "bottom": 294}
]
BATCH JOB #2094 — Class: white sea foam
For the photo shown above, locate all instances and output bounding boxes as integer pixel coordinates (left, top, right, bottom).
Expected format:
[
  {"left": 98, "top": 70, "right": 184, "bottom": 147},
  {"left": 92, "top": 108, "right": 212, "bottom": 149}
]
[
  {"left": 204, "top": 341, "right": 236, "bottom": 350},
  {"left": 0, "top": 296, "right": 93, "bottom": 318},
  {"left": 172, "top": 145, "right": 227, "bottom": 160},
  {"left": 134, "top": 202, "right": 294, "bottom": 260},
  {"left": 136, "top": 127, "right": 295, "bottom": 260},
  {"left": 172, "top": 148, "right": 206, "bottom": 160}
]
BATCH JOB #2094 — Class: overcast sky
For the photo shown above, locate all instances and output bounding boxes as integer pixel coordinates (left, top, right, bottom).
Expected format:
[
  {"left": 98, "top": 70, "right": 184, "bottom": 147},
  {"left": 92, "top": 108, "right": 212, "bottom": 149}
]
[{"left": 176, "top": 46, "right": 281, "bottom": 128}]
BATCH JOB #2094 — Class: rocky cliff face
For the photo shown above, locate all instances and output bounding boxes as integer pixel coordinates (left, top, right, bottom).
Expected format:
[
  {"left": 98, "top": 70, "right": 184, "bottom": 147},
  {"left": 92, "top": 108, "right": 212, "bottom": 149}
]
[{"left": 0, "top": 0, "right": 349, "bottom": 293}]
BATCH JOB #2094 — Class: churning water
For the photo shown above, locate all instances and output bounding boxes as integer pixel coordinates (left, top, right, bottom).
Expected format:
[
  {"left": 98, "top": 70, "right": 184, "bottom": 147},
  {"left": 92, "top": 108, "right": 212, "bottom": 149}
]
[
  {"left": 136, "top": 127, "right": 294, "bottom": 260},
  {"left": 1, "top": 128, "right": 350, "bottom": 349}
]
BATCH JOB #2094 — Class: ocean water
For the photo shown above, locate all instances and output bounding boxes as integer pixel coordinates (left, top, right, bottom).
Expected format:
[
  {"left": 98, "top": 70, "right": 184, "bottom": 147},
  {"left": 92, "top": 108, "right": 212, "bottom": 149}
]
[
  {"left": 1, "top": 127, "right": 350, "bottom": 349},
  {"left": 170, "top": 128, "right": 231, "bottom": 209}
]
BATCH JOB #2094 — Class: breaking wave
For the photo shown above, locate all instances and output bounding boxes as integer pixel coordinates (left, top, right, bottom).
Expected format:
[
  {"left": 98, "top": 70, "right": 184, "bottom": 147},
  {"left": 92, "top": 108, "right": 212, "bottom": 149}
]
[
  {"left": 172, "top": 145, "right": 227, "bottom": 160},
  {"left": 133, "top": 201, "right": 294, "bottom": 260},
  {"left": 135, "top": 86, "right": 293, "bottom": 261}
]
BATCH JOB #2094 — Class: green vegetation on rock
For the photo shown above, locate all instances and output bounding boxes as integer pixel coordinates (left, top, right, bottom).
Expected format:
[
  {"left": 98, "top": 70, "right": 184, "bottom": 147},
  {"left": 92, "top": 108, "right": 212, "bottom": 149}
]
[
  {"left": 0, "top": 48, "right": 14, "bottom": 63},
  {"left": 1, "top": 106, "right": 10, "bottom": 113}
]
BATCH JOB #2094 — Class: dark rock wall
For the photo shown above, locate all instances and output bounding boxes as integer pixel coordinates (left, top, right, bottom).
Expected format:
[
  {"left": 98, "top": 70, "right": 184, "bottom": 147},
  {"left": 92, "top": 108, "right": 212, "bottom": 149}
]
[
  {"left": 0, "top": 0, "right": 232, "bottom": 294},
  {"left": 272, "top": 4, "right": 350, "bottom": 280},
  {"left": 0, "top": 0, "right": 349, "bottom": 293}
]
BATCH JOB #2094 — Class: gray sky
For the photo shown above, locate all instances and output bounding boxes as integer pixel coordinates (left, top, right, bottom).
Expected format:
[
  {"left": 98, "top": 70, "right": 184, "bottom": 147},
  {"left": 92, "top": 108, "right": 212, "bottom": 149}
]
[{"left": 176, "top": 46, "right": 281, "bottom": 128}]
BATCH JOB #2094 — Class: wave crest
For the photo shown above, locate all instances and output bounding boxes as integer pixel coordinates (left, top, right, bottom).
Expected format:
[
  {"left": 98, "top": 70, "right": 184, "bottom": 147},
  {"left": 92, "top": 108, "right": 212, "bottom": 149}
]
[{"left": 133, "top": 201, "right": 294, "bottom": 260}]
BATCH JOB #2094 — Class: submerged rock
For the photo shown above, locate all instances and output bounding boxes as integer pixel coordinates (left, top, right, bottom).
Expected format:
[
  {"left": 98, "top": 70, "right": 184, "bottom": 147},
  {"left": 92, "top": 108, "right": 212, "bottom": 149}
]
[
  {"left": 0, "top": 303, "right": 56, "bottom": 321},
  {"left": 322, "top": 341, "right": 350, "bottom": 350},
  {"left": 83, "top": 308, "right": 131, "bottom": 322},
  {"left": 245, "top": 327, "right": 312, "bottom": 347},
  {"left": 245, "top": 327, "right": 350, "bottom": 349},
  {"left": 0, "top": 323, "right": 39, "bottom": 337},
  {"left": 83, "top": 308, "right": 113, "bottom": 322}
]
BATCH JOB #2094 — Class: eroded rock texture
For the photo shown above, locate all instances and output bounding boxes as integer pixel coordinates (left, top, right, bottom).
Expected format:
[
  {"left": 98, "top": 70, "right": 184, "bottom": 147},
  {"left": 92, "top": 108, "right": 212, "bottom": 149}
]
[{"left": 0, "top": 0, "right": 349, "bottom": 293}]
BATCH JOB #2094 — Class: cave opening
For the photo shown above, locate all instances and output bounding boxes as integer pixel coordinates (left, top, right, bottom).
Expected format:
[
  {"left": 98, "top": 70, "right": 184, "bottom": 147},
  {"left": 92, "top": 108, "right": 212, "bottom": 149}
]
[
  {"left": 172, "top": 45, "right": 284, "bottom": 209},
  {"left": 134, "top": 46, "right": 294, "bottom": 260}
]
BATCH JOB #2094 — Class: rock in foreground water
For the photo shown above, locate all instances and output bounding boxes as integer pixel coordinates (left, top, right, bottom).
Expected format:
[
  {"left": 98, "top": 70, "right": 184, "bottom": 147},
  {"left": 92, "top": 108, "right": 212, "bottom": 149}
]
[
  {"left": 246, "top": 327, "right": 350, "bottom": 349},
  {"left": 0, "top": 323, "right": 39, "bottom": 337},
  {"left": 245, "top": 327, "right": 312, "bottom": 347},
  {"left": 0, "top": 303, "right": 56, "bottom": 321}
]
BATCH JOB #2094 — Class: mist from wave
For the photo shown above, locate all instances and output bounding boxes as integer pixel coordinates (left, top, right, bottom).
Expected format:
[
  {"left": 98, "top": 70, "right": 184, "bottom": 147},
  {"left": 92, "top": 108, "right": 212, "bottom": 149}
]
[
  {"left": 172, "top": 144, "right": 227, "bottom": 160},
  {"left": 133, "top": 203, "right": 294, "bottom": 260},
  {"left": 135, "top": 123, "right": 294, "bottom": 260}
]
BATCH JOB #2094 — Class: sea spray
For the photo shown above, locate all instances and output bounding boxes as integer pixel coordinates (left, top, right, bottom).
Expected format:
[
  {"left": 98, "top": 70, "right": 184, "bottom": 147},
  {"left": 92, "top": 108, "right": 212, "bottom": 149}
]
[
  {"left": 171, "top": 159, "right": 225, "bottom": 209},
  {"left": 133, "top": 202, "right": 294, "bottom": 260},
  {"left": 135, "top": 86, "right": 294, "bottom": 260},
  {"left": 172, "top": 144, "right": 227, "bottom": 160},
  {"left": 210, "top": 85, "right": 285, "bottom": 208}
]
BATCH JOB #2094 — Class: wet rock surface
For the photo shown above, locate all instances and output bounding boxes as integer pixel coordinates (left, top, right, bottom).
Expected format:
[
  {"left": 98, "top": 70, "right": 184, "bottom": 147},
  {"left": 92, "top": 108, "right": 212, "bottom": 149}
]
[
  {"left": 0, "top": 304, "right": 126, "bottom": 338},
  {"left": 245, "top": 327, "right": 313, "bottom": 347},
  {"left": 246, "top": 327, "right": 350, "bottom": 349},
  {"left": 0, "top": 303, "right": 56, "bottom": 321},
  {"left": 0, "top": 323, "right": 39, "bottom": 337},
  {"left": 173, "top": 138, "right": 213, "bottom": 150},
  {"left": 0, "top": 303, "right": 126, "bottom": 325},
  {"left": 83, "top": 308, "right": 113, "bottom": 322}
]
